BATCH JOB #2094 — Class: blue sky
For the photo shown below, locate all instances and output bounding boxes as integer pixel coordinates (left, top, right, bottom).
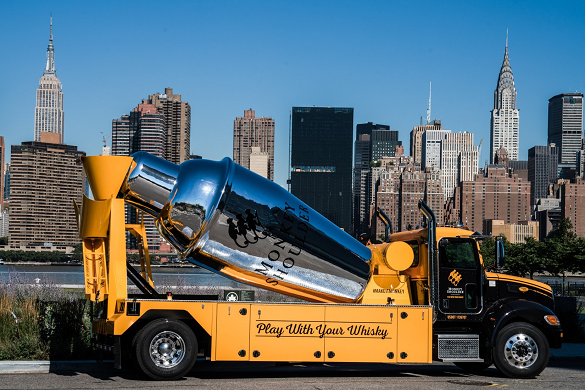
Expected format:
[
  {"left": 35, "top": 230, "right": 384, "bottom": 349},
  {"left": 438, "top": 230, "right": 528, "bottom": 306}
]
[{"left": 1, "top": 1, "right": 584, "bottom": 187}]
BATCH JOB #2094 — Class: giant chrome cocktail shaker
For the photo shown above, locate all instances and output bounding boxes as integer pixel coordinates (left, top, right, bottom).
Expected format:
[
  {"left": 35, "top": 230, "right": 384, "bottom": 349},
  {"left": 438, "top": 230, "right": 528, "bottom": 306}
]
[{"left": 123, "top": 152, "right": 371, "bottom": 303}]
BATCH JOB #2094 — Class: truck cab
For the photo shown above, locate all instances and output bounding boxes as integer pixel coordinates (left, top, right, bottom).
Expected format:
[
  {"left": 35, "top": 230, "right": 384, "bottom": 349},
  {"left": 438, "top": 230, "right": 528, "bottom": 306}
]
[{"left": 384, "top": 205, "right": 562, "bottom": 377}]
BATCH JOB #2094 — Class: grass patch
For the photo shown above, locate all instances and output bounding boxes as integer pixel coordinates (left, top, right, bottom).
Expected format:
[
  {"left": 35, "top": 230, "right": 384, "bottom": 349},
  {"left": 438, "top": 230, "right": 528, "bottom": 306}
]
[
  {"left": 0, "top": 274, "right": 93, "bottom": 361},
  {"left": 1, "top": 271, "right": 302, "bottom": 361}
]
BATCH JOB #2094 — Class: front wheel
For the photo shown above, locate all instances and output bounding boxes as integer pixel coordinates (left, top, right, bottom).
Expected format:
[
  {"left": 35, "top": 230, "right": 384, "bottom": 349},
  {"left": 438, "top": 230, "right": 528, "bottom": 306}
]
[
  {"left": 493, "top": 322, "right": 549, "bottom": 378},
  {"left": 133, "top": 318, "right": 197, "bottom": 380}
]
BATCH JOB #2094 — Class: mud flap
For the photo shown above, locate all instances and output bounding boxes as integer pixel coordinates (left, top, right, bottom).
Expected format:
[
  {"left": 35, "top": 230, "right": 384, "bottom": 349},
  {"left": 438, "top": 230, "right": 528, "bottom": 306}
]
[{"left": 114, "top": 335, "right": 122, "bottom": 369}]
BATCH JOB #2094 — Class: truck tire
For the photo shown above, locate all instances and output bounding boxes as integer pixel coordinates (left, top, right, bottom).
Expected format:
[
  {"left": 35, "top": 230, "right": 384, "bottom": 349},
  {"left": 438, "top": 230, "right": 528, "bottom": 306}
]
[
  {"left": 133, "top": 318, "right": 197, "bottom": 380},
  {"left": 493, "top": 322, "right": 549, "bottom": 378}
]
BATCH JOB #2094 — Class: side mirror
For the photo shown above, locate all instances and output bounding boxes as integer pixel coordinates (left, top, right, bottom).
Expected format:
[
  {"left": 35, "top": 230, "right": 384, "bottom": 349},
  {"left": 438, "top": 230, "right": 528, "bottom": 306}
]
[{"left": 495, "top": 240, "right": 505, "bottom": 268}]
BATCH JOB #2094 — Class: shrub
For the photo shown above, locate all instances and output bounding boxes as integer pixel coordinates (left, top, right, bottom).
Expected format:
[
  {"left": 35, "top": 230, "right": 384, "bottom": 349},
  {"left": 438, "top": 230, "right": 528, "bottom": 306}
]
[{"left": 0, "top": 274, "right": 93, "bottom": 361}]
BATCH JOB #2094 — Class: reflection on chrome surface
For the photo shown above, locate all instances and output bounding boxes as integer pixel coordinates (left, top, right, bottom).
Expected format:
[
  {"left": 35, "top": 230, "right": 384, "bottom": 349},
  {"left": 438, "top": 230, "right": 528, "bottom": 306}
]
[
  {"left": 124, "top": 152, "right": 179, "bottom": 216},
  {"left": 124, "top": 152, "right": 372, "bottom": 303}
]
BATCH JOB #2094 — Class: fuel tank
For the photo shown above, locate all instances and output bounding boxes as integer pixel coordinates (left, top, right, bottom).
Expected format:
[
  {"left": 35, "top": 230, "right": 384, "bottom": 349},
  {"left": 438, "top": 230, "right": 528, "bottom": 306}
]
[{"left": 123, "top": 152, "right": 372, "bottom": 303}]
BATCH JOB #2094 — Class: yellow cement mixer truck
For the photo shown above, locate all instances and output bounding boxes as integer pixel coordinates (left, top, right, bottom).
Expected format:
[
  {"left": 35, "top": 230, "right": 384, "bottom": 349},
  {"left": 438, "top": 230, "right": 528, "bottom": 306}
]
[{"left": 76, "top": 152, "right": 562, "bottom": 380}]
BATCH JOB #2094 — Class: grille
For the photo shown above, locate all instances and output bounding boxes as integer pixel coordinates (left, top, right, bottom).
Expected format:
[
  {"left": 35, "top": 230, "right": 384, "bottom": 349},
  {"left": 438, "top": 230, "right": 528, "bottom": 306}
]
[{"left": 437, "top": 335, "right": 480, "bottom": 360}]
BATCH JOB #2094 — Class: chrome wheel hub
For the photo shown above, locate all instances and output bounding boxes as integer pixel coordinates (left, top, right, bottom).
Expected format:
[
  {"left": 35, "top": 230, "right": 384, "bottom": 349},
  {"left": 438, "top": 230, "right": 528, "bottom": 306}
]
[
  {"left": 149, "top": 331, "right": 185, "bottom": 368},
  {"left": 504, "top": 333, "right": 538, "bottom": 368}
]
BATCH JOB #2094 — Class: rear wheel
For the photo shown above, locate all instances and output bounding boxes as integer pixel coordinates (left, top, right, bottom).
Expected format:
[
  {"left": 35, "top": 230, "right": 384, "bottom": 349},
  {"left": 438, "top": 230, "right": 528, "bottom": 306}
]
[
  {"left": 493, "top": 322, "right": 549, "bottom": 378},
  {"left": 133, "top": 318, "right": 197, "bottom": 380}
]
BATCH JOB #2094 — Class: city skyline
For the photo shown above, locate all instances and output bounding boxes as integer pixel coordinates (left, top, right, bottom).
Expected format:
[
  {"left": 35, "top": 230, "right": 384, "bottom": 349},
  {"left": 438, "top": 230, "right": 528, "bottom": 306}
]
[{"left": 1, "top": 1, "right": 584, "bottom": 188}]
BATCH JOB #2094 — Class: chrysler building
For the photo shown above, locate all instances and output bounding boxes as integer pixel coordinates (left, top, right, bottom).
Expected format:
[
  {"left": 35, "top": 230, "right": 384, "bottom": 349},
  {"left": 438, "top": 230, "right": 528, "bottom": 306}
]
[
  {"left": 34, "top": 17, "right": 64, "bottom": 143},
  {"left": 490, "top": 34, "right": 519, "bottom": 163}
]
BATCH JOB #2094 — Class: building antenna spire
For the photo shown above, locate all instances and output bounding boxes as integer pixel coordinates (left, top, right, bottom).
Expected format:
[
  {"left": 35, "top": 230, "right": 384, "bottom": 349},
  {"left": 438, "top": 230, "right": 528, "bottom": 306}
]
[
  {"left": 426, "top": 82, "right": 431, "bottom": 125},
  {"left": 506, "top": 27, "right": 508, "bottom": 49},
  {"left": 44, "top": 14, "right": 56, "bottom": 76}
]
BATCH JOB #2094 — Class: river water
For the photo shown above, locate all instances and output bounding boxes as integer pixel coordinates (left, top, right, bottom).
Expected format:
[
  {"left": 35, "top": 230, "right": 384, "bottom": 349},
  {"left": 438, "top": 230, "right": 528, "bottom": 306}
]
[
  {"left": 0, "top": 263, "right": 581, "bottom": 291},
  {"left": 0, "top": 263, "right": 245, "bottom": 289}
]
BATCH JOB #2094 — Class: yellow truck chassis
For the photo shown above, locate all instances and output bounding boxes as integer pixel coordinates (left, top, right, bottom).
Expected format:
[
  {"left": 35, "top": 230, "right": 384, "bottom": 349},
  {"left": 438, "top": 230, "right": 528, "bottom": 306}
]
[{"left": 77, "top": 154, "right": 562, "bottom": 380}]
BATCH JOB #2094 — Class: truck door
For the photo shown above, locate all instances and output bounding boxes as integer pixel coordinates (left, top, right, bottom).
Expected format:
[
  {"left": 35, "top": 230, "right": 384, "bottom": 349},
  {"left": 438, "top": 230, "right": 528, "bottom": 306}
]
[{"left": 437, "top": 238, "right": 483, "bottom": 317}]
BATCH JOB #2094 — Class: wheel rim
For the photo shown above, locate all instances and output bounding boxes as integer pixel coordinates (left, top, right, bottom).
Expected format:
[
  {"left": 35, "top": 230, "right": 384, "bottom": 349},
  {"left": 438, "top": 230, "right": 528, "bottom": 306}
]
[
  {"left": 503, "top": 332, "right": 538, "bottom": 369},
  {"left": 149, "top": 331, "right": 185, "bottom": 368}
]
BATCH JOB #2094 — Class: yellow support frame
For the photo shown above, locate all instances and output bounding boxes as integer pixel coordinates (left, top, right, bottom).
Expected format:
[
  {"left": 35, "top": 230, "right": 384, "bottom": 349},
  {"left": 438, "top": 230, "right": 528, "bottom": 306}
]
[
  {"left": 83, "top": 238, "right": 108, "bottom": 302},
  {"left": 126, "top": 210, "right": 154, "bottom": 288}
]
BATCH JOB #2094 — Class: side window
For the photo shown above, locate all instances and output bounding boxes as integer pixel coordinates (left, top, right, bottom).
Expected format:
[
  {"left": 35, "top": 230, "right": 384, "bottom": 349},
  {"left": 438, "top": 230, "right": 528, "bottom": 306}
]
[{"left": 439, "top": 239, "right": 477, "bottom": 269}]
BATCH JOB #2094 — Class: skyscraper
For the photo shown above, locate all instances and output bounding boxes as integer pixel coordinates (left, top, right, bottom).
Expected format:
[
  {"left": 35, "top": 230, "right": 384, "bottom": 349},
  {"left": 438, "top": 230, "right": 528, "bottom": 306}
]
[
  {"left": 372, "top": 128, "right": 401, "bottom": 161},
  {"left": 460, "top": 166, "right": 530, "bottom": 234},
  {"left": 112, "top": 105, "right": 166, "bottom": 158},
  {"left": 291, "top": 107, "right": 353, "bottom": 232},
  {"left": 0, "top": 136, "right": 4, "bottom": 208},
  {"left": 249, "top": 147, "right": 269, "bottom": 179},
  {"left": 561, "top": 178, "right": 585, "bottom": 237},
  {"left": 375, "top": 167, "right": 401, "bottom": 235},
  {"left": 374, "top": 162, "right": 443, "bottom": 234},
  {"left": 578, "top": 140, "right": 585, "bottom": 178},
  {"left": 422, "top": 129, "right": 450, "bottom": 170},
  {"left": 233, "top": 109, "right": 275, "bottom": 180},
  {"left": 399, "top": 165, "right": 428, "bottom": 230},
  {"left": 9, "top": 139, "right": 85, "bottom": 247},
  {"left": 353, "top": 122, "right": 399, "bottom": 235},
  {"left": 410, "top": 120, "right": 443, "bottom": 164},
  {"left": 490, "top": 36, "right": 519, "bottom": 163},
  {"left": 3, "top": 164, "right": 10, "bottom": 205},
  {"left": 111, "top": 115, "right": 131, "bottom": 156},
  {"left": 112, "top": 104, "right": 166, "bottom": 250},
  {"left": 548, "top": 93, "right": 584, "bottom": 168},
  {"left": 34, "top": 18, "right": 64, "bottom": 144},
  {"left": 440, "top": 132, "right": 478, "bottom": 200},
  {"left": 142, "top": 88, "right": 191, "bottom": 164},
  {"left": 353, "top": 133, "right": 371, "bottom": 235},
  {"left": 356, "top": 122, "right": 401, "bottom": 162},
  {"left": 0, "top": 209, "right": 8, "bottom": 238},
  {"left": 528, "top": 145, "right": 558, "bottom": 207}
]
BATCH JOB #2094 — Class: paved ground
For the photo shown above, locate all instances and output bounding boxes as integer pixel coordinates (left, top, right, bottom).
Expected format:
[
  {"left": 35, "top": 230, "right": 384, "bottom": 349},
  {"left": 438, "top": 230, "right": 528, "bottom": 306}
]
[
  {"left": 0, "top": 343, "right": 581, "bottom": 390},
  {"left": 0, "top": 343, "right": 582, "bottom": 374},
  {"left": 0, "top": 360, "right": 584, "bottom": 390}
]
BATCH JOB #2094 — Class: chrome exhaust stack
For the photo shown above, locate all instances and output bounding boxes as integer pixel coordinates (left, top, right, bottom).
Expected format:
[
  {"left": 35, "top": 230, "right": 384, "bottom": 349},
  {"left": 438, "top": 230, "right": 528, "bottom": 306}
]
[{"left": 123, "top": 152, "right": 371, "bottom": 303}]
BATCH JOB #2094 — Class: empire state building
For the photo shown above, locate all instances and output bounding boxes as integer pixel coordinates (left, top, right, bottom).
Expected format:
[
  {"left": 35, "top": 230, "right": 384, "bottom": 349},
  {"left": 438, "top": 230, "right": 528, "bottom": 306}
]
[
  {"left": 490, "top": 35, "right": 519, "bottom": 163},
  {"left": 34, "top": 18, "right": 64, "bottom": 143}
]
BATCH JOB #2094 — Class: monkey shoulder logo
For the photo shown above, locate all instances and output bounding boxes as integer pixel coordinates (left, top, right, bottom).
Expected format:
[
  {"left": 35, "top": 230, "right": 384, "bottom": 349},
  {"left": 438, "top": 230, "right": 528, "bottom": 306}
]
[
  {"left": 227, "top": 208, "right": 268, "bottom": 249},
  {"left": 448, "top": 270, "right": 462, "bottom": 286},
  {"left": 446, "top": 270, "right": 464, "bottom": 299}
]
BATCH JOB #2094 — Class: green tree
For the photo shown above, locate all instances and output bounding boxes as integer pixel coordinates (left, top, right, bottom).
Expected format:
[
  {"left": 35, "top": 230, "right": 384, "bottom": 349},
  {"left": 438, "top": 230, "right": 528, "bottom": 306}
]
[
  {"left": 545, "top": 219, "right": 578, "bottom": 291},
  {"left": 574, "top": 237, "right": 585, "bottom": 273},
  {"left": 71, "top": 243, "right": 83, "bottom": 262},
  {"left": 505, "top": 237, "right": 546, "bottom": 279},
  {"left": 480, "top": 235, "right": 512, "bottom": 271},
  {"left": 479, "top": 237, "right": 496, "bottom": 268},
  {"left": 127, "top": 253, "right": 139, "bottom": 263}
]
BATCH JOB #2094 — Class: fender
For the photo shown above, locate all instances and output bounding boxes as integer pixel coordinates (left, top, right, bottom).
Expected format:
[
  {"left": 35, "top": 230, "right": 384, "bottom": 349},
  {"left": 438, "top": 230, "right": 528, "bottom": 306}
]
[{"left": 483, "top": 299, "right": 562, "bottom": 349}]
